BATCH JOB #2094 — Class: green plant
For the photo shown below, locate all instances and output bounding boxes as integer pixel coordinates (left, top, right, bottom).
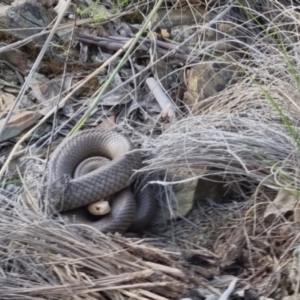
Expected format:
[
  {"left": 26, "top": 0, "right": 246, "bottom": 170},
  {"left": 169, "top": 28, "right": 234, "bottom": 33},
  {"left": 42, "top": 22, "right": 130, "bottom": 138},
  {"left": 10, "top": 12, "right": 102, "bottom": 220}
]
[
  {"left": 76, "top": 0, "right": 109, "bottom": 24},
  {"left": 116, "top": 0, "right": 131, "bottom": 9}
]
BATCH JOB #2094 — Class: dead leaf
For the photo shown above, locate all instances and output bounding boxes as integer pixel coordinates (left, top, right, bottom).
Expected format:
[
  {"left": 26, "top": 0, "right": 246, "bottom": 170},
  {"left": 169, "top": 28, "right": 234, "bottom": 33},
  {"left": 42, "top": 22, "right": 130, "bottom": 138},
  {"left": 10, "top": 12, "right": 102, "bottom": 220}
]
[
  {"left": 28, "top": 74, "right": 72, "bottom": 115},
  {"left": 147, "top": 31, "right": 158, "bottom": 40},
  {"left": 0, "top": 47, "right": 30, "bottom": 71},
  {"left": 54, "top": 0, "right": 69, "bottom": 14},
  {"left": 0, "top": 91, "right": 15, "bottom": 118},
  {"left": 161, "top": 28, "right": 170, "bottom": 38},
  {"left": 0, "top": 111, "right": 41, "bottom": 142},
  {"left": 97, "top": 116, "right": 116, "bottom": 130},
  {"left": 264, "top": 189, "right": 300, "bottom": 222},
  {"left": 213, "top": 227, "right": 245, "bottom": 268}
]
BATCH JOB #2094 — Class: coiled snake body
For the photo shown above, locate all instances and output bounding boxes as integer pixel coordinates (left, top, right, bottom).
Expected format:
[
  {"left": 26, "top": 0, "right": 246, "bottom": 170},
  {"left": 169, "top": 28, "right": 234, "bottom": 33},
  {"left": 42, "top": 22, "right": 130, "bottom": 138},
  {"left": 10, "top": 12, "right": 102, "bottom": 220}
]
[{"left": 48, "top": 129, "right": 155, "bottom": 233}]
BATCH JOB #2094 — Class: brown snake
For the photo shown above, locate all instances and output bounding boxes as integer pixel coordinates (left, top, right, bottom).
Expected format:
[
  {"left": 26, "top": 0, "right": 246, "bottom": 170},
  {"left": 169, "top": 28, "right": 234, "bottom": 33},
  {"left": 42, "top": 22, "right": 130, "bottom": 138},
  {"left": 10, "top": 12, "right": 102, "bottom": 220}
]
[{"left": 48, "top": 129, "right": 155, "bottom": 233}]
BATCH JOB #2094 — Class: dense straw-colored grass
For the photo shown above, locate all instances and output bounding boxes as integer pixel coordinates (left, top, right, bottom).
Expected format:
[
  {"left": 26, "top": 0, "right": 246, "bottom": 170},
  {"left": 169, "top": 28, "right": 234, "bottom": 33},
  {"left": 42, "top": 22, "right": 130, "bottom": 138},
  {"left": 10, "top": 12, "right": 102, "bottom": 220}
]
[{"left": 2, "top": 0, "right": 300, "bottom": 299}]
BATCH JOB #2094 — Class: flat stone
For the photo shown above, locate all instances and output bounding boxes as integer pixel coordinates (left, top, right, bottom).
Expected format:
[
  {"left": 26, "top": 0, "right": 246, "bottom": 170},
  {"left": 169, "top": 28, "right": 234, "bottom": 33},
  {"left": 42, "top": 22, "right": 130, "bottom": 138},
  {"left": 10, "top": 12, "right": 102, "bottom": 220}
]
[{"left": 0, "top": 0, "right": 57, "bottom": 45}]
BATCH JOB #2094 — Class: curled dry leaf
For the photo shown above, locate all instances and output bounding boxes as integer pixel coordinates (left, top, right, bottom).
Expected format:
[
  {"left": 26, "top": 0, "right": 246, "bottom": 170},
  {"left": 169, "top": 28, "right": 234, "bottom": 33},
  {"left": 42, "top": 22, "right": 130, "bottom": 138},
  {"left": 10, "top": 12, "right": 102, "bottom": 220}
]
[
  {"left": 0, "top": 111, "right": 41, "bottom": 142},
  {"left": 264, "top": 189, "right": 300, "bottom": 222}
]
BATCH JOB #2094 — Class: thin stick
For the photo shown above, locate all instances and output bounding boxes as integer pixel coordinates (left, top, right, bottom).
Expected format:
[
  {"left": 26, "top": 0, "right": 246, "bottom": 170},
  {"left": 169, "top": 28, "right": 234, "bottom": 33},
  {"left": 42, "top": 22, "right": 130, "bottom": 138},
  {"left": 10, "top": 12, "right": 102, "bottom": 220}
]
[
  {"left": 0, "top": 0, "right": 71, "bottom": 137},
  {"left": 146, "top": 77, "right": 176, "bottom": 122},
  {"left": 0, "top": 39, "right": 134, "bottom": 179},
  {"left": 218, "top": 278, "right": 238, "bottom": 300},
  {"left": 89, "top": 3, "right": 234, "bottom": 105},
  {"left": 0, "top": 12, "right": 133, "bottom": 54},
  {"left": 0, "top": 2, "right": 233, "bottom": 179},
  {"left": 70, "top": 0, "right": 166, "bottom": 134}
]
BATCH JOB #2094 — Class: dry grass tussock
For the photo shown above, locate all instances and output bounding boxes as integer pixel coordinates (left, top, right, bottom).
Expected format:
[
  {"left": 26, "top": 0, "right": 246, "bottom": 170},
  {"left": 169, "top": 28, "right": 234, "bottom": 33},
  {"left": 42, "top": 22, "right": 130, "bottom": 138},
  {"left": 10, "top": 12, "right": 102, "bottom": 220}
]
[
  {"left": 142, "top": 43, "right": 300, "bottom": 186},
  {"left": 0, "top": 187, "right": 190, "bottom": 299},
  {"left": 2, "top": 0, "right": 300, "bottom": 299},
  {"left": 138, "top": 12, "right": 300, "bottom": 295}
]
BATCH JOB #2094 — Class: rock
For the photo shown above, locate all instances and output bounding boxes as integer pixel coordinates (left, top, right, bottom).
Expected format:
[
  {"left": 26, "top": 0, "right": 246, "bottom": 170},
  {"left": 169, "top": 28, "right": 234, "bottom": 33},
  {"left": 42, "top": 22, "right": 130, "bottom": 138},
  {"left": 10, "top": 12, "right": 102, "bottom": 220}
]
[
  {"left": 173, "top": 174, "right": 237, "bottom": 218},
  {"left": 183, "top": 52, "right": 240, "bottom": 115},
  {"left": 150, "top": 169, "right": 235, "bottom": 224},
  {"left": 0, "top": 0, "right": 57, "bottom": 45},
  {"left": 174, "top": 179, "right": 199, "bottom": 216}
]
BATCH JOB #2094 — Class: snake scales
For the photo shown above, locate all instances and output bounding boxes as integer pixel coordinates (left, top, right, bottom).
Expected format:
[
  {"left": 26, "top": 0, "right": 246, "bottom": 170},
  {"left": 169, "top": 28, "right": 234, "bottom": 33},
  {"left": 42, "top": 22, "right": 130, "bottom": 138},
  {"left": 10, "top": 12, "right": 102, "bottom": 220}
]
[{"left": 48, "top": 129, "right": 155, "bottom": 233}]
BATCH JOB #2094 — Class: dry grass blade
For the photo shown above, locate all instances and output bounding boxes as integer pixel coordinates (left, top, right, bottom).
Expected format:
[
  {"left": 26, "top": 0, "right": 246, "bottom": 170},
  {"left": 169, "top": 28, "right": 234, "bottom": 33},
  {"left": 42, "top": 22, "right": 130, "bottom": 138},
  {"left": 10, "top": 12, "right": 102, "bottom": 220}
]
[
  {"left": 3, "top": 0, "right": 300, "bottom": 299},
  {"left": 0, "top": 38, "right": 136, "bottom": 180},
  {"left": 0, "top": 192, "right": 187, "bottom": 299},
  {"left": 0, "top": 0, "right": 72, "bottom": 138},
  {"left": 142, "top": 114, "right": 300, "bottom": 188}
]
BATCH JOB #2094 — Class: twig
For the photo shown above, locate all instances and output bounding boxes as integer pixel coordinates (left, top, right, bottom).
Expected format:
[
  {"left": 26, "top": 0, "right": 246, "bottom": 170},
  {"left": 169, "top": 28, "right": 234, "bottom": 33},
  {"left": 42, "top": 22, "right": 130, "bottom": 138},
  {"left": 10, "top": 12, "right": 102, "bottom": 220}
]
[
  {"left": 90, "top": 3, "right": 234, "bottom": 104},
  {"left": 0, "top": 0, "right": 71, "bottom": 137},
  {"left": 139, "top": 289, "right": 170, "bottom": 300},
  {"left": 0, "top": 39, "right": 134, "bottom": 179},
  {"left": 218, "top": 278, "right": 238, "bottom": 300},
  {"left": 0, "top": 11, "right": 133, "bottom": 54},
  {"left": 70, "top": 0, "right": 166, "bottom": 134},
  {"left": 76, "top": 34, "right": 190, "bottom": 55},
  {"left": 146, "top": 77, "right": 176, "bottom": 123}
]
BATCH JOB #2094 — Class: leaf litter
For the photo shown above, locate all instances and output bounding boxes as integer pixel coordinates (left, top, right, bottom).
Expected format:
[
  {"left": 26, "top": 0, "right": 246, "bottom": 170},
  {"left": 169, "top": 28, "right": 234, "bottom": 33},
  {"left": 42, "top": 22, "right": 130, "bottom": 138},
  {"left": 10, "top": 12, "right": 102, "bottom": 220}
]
[{"left": 1, "top": 0, "right": 300, "bottom": 299}]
